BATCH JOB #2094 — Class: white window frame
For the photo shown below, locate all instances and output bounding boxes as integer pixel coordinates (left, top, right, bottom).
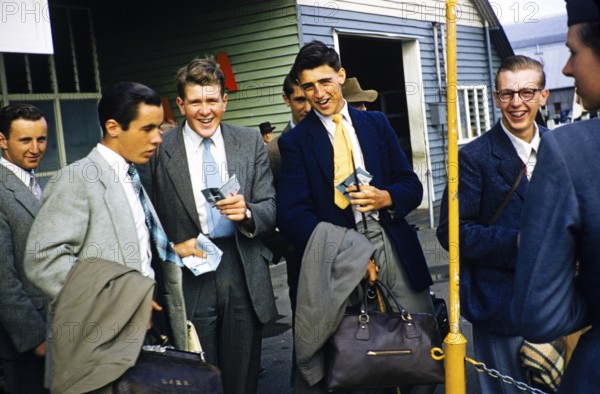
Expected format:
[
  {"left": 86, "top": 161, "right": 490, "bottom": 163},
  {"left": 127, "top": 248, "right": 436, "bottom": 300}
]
[
  {"left": 456, "top": 85, "right": 490, "bottom": 145},
  {"left": 0, "top": 5, "right": 101, "bottom": 178}
]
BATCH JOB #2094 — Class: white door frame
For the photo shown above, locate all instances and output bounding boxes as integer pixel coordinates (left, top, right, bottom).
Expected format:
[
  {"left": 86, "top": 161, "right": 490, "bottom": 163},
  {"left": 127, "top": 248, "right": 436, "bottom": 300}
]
[{"left": 334, "top": 29, "right": 432, "bottom": 210}]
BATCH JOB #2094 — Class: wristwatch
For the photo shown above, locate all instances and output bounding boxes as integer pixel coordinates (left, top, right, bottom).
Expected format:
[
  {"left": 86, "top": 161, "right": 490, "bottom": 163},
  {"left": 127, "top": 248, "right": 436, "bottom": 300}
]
[{"left": 243, "top": 208, "right": 252, "bottom": 221}]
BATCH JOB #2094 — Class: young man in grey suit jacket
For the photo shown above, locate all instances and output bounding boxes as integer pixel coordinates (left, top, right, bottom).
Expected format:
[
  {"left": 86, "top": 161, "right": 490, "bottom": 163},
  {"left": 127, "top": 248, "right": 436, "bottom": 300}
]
[
  {"left": 0, "top": 104, "right": 49, "bottom": 393},
  {"left": 144, "top": 57, "right": 276, "bottom": 394},
  {"left": 25, "top": 82, "right": 202, "bottom": 391}
]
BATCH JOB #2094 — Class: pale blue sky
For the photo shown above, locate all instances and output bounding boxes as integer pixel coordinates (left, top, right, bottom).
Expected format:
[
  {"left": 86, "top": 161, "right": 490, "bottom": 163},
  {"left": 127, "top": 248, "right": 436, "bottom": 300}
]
[{"left": 490, "top": 0, "right": 567, "bottom": 25}]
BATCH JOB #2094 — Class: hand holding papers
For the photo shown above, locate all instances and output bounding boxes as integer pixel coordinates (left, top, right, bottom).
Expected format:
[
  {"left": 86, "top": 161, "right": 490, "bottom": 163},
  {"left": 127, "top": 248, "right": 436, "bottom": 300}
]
[
  {"left": 335, "top": 167, "right": 373, "bottom": 201},
  {"left": 201, "top": 175, "right": 241, "bottom": 207},
  {"left": 182, "top": 233, "right": 224, "bottom": 276}
]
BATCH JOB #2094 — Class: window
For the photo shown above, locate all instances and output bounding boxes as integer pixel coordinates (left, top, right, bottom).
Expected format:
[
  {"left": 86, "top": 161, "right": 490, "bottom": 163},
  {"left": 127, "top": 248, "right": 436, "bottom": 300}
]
[
  {"left": 456, "top": 85, "right": 490, "bottom": 144},
  {"left": 0, "top": 5, "right": 101, "bottom": 183}
]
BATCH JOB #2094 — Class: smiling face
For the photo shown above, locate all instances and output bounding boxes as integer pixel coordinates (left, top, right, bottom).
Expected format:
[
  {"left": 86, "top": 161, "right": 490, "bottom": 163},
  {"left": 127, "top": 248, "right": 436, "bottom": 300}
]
[
  {"left": 283, "top": 85, "right": 311, "bottom": 125},
  {"left": 493, "top": 69, "right": 548, "bottom": 141},
  {"left": 563, "top": 24, "right": 600, "bottom": 111},
  {"left": 176, "top": 84, "right": 227, "bottom": 138},
  {"left": 298, "top": 64, "right": 346, "bottom": 117},
  {"left": 0, "top": 117, "right": 47, "bottom": 171},
  {"left": 105, "top": 103, "right": 163, "bottom": 165}
]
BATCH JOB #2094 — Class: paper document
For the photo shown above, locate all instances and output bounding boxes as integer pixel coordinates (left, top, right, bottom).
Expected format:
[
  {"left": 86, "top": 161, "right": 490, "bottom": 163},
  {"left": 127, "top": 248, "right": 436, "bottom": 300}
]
[
  {"left": 335, "top": 167, "right": 373, "bottom": 201},
  {"left": 201, "top": 175, "right": 241, "bottom": 207},
  {"left": 182, "top": 233, "right": 224, "bottom": 276}
]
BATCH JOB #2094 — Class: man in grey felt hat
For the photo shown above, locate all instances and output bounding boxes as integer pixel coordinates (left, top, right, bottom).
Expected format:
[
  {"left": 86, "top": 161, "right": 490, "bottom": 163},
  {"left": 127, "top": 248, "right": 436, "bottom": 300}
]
[
  {"left": 341, "top": 77, "right": 378, "bottom": 111},
  {"left": 512, "top": 1, "right": 600, "bottom": 392}
]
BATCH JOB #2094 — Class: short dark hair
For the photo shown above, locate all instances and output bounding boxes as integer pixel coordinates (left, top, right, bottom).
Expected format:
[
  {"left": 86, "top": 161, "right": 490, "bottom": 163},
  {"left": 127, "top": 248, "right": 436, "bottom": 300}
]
[
  {"left": 176, "top": 57, "right": 226, "bottom": 99},
  {"left": 97, "top": 82, "right": 162, "bottom": 135},
  {"left": 495, "top": 55, "right": 546, "bottom": 89},
  {"left": 0, "top": 104, "right": 44, "bottom": 139},
  {"left": 282, "top": 74, "right": 299, "bottom": 98},
  {"left": 578, "top": 22, "right": 600, "bottom": 58},
  {"left": 290, "top": 41, "right": 341, "bottom": 82}
]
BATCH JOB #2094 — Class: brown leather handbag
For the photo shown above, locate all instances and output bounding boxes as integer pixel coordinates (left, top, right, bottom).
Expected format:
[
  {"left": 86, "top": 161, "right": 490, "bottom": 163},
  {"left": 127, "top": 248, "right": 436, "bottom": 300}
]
[{"left": 325, "top": 280, "right": 445, "bottom": 390}]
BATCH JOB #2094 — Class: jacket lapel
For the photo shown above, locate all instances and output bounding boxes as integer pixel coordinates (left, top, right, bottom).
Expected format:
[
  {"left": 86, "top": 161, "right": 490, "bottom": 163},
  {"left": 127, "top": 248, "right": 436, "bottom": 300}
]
[
  {"left": 305, "top": 111, "right": 334, "bottom": 184},
  {"left": 1, "top": 166, "right": 40, "bottom": 217},
  {"left": 350, "top": 107, "right": 378, "bottom": 178},
  {"left": 89, "top": 149, "right": 141, "bottom": 267},
  {"left": 221, "top": 124, "right": 245, "bottom": 194},
  {"left": 490, "top": 123, "right": 528, "bottom": 199},
  {"left": 162, "top": 125, "right": 202, "bottom": 231}
]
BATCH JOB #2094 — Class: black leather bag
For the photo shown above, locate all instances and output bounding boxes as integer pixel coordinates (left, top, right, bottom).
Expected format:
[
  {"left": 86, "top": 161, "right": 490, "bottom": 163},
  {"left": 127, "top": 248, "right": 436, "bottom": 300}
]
[
  {"left": 325, "top": 281, "right": 445, "bottom": 390},
  {"left": 431, "top": 291, "right": 450, "bottom": 339},
  {"left": 113, "top": 345, "right": 223, "bottom": 393}
]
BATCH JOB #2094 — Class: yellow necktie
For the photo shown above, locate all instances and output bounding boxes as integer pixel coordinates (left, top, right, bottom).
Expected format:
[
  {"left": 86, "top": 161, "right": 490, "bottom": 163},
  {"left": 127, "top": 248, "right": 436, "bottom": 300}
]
[{"left": 332, "top": 114, "right": 352, "bottom": 209}]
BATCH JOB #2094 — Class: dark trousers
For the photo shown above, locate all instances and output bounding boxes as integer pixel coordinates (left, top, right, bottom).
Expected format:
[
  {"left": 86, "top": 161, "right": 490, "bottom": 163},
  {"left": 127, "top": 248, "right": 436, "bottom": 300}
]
[
  {"left": 2, "top": 356, "right": 49, "bottom": 394},
  {"left": 183, "top": 238, "right": 262, "bottom": 394}
]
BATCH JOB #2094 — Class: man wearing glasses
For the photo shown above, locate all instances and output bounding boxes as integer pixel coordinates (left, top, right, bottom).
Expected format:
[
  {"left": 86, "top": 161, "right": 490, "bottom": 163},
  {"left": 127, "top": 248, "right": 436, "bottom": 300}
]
[{"left": 437, "top": 55, "right": 549, "bottom": 394}]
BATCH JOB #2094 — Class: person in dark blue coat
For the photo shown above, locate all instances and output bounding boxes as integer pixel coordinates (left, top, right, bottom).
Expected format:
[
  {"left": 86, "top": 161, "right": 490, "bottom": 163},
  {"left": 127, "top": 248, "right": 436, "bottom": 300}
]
[
  {"left": 437, "top": 55, "right": 549, "bottom": 394},
  {"left": 512, "top": 0, "right": 600, "bottom": 392},
  {"left": 277, "top": 41, "right": 434, "bottom": 392}
]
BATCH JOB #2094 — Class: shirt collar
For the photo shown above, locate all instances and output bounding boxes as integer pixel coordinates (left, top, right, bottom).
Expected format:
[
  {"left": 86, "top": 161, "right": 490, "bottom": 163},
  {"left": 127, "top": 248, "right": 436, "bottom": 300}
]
[
  {"left": 314, "top": 100, "right": 353, "bottom": 126},
  {"left": 96, "top": 143, "right": 129, "bottom": 176},
  {"left": 0, "top": 156, "right": 32, "bottom": 186},
  {"left": 500, "top": 122, "right": 540, "bottom": 156},
  {"left": 183, "top": 121, "right": 224, "bottom": 152}
]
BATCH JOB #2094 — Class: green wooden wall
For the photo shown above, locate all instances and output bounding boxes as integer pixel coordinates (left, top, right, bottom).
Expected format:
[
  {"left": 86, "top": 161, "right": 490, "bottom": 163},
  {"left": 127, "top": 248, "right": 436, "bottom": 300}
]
[{"left": 93, "top": 0, "right": 301, "bottom": 134}]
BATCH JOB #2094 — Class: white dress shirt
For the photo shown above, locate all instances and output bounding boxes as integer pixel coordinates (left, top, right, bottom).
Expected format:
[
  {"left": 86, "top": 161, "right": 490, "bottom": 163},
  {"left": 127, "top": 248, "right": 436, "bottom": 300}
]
[
  {"left": 315, "top": 101, "right": 377, "bottom": 223},
  {"left": 500, "top": 123, "right": 541, "bottom": 180},
  {"left": 96, "top": 143, "right": 154, "bottom": 278},
  {"left": 183, "top": 122, "right": 229, "bottom": 235}
]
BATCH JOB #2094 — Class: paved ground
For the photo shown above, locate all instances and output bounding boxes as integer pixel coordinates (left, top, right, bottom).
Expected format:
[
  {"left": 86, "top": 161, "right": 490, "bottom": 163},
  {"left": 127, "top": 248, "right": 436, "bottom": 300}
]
[
  {"left": 257, "top": 207, "right": 483, "bottom": 394},
  {"left": 0, "top": 208, "right": 484, "bottom": 393}
]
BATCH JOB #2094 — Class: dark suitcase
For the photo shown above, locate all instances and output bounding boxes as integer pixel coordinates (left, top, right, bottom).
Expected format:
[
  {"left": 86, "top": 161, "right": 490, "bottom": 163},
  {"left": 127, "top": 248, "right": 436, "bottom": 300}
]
[{"left": 114, "top": 345, "right": 223, "bottom": 393}]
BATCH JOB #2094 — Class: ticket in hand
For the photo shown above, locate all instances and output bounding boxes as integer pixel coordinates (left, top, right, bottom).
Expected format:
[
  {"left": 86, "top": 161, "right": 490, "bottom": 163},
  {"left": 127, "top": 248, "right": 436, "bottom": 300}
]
[
  {"left": 335, "top": 167, "right": 373, "bottom": 201},
  {"left": 182, "top": 233, "right": 224, "bottom": 276},
  {"left": 201, "top": 175, "right": 241, "bottom": 207}
]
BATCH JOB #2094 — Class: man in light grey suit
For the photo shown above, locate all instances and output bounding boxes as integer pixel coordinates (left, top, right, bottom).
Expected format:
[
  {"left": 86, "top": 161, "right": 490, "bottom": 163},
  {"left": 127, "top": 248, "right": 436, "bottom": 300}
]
[
  {"left": 25, "top": 82, "right": 203, "bottom": 391},
  {"left": 144, "top": 57, "right": 277, "bottom": 394},
  {"left": 0, "top": 104, "right": 49, "bottom": 393}
]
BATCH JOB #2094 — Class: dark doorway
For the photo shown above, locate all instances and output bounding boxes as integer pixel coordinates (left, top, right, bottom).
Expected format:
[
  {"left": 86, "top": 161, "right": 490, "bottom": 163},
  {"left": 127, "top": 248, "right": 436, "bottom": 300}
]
[{"left": 338, "top": 35, "right": 412, "bottom": 163}]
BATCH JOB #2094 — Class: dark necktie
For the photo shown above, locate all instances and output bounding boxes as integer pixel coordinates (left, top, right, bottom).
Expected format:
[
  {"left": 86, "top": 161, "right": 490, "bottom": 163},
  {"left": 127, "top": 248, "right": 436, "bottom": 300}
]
[
  {"left": 127, "top": 164, "right": 183, "bottom": 267},
  {"left": 202, "top": 138, "right": 235, "bottom": 238}
]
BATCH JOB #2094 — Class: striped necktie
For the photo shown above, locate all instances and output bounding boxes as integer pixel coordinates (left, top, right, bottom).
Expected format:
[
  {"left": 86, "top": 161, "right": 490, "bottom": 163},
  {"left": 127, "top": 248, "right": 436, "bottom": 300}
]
[
  {"left": 29, "top": 171, "right": 43, "bottom": 200},
  {"left": 127, "top": 164, "right": 183, "bottom": 267}
]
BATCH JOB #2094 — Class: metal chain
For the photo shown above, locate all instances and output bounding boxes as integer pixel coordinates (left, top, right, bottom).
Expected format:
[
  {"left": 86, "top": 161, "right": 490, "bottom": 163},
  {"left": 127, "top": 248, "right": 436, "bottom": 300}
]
[{"left": 465, "top": 356, "right": 548, "bottom": 394}]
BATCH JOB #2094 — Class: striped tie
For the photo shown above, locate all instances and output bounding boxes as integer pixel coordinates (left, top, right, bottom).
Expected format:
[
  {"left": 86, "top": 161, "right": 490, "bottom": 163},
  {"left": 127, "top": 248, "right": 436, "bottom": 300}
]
[
  {"left": 127, "top": 164, "right": 183, "bottom": 267},
  {"left": 29, "top": 171, "right": 43, "bottom": 200}
]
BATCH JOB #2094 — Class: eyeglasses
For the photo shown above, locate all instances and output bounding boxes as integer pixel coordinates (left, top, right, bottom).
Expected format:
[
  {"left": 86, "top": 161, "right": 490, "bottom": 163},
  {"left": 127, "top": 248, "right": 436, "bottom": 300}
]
[{"left": 495, "top": 88, "right": 543, "bottom": 102}]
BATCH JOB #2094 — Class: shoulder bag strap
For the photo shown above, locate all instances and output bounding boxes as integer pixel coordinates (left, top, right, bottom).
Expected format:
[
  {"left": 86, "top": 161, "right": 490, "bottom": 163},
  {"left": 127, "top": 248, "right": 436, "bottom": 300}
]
[{"left": 487, "top": 166, "right": 526, "bottom": 226}]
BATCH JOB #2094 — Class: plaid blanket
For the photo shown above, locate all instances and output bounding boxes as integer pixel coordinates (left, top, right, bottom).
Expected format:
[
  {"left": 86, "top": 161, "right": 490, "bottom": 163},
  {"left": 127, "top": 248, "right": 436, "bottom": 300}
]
[{"left": 520, "top": 339, "right": 566, "bottom": 393}]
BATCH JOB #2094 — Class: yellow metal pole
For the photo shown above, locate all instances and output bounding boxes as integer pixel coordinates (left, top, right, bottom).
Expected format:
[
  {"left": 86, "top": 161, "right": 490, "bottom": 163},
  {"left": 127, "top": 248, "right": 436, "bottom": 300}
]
[{"left": 445, "top": 1, "right": 467, "bottom": 393}]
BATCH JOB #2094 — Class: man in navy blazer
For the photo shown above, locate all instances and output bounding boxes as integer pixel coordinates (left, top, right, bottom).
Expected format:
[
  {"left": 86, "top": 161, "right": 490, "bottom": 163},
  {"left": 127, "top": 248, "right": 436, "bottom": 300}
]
[
  {"left": 512, "top": 1, "right": 600, "bottom": 392},
  {"left": 437, "top": 56, "right": 549, "bottom": 394},
  {"left": 277, "top": 41, "right": 434, "bottom": 391}
]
